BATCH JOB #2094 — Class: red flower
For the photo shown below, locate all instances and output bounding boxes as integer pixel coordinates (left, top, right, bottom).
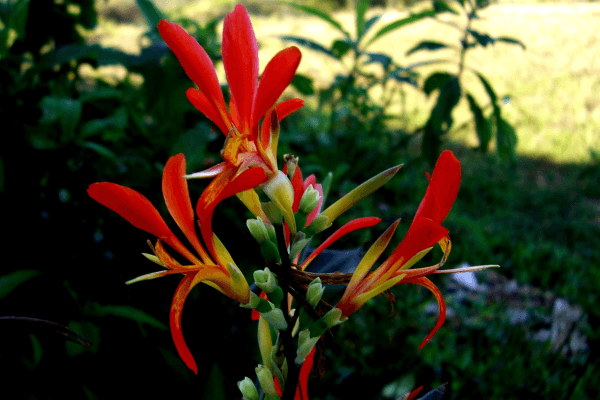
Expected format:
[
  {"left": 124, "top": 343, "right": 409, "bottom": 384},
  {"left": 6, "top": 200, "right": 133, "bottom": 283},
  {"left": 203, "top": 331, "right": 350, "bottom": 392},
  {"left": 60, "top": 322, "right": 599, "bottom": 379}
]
[
  {"left": 88, "top": 154, "right": 261, "bottom": 374},
  {"left": 158, "top": 5, "right": 303, "bottom": 254}
]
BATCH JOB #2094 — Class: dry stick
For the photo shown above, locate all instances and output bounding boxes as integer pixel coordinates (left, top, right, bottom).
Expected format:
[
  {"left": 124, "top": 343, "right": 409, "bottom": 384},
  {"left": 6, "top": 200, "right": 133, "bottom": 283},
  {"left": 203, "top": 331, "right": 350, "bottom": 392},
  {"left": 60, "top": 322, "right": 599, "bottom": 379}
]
[{"left": 275, "top": 225, "right": 300, "bottom": 400}]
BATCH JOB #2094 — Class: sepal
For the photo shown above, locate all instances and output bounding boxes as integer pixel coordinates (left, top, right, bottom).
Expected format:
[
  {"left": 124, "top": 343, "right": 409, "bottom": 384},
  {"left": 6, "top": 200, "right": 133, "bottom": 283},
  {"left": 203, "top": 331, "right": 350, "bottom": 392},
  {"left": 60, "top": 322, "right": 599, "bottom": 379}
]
[
  {"left": 306, "top": 278, "right": 324, "bottom": 308},
  {"left": 247, "top": 217, "right": 270, "bottom": 243},
  {"left": 254, "top": 267, "right": 278, "bottom": 293},
  {"left": 238, "top": 377, "right": 259, "bottom": 400},
  {"left": 295, "top": 329, "right": 319, "bottom": 364},
  {"left": 260, "top": 308, "right": 288, "bottom": 331},
  {"left": 256, "top": 365, "right": 280, "bottom": 399}
]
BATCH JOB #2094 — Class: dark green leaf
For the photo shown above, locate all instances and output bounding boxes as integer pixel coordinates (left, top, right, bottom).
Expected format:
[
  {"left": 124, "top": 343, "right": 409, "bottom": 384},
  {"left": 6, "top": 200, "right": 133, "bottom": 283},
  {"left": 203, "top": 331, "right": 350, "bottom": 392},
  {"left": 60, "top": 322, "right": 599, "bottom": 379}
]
[
  {"left": 291, "top": 74, "right": 315, "bottom": 95},
  {"left": 362, "top": 14, "right": 382, "bottom": 39},
  {"left": 468, "top": 29, "right": 494, "bottom": 47},
  {"left": 423, "top": 72, "right": 454, "bottom": 96},
  {"left": 364, "top": 52, "right": 392, "bottom": 70},
  {"left": 0, "top": 270, "right": 40, "bottom": 300},
  {"left": 332, "top": 39, "right": 353, "bottom": 58},
  {"left": 406, "top": 40, "right": 452, "bottom": 56},
  {"left": 466, "top": 92, "right": 492, "bottom": 152},
  {"left": 280, "top": 35, "right": 337, "bottom": 59},
  {"left": 475, "top": 71, "right": 498, "bottom": 104},
  {"left": 496, "top": 36, "right": 526, "bottom": 50},
  {"left": 81, "top": 142, "right": 118, "bottom": 160},
  {"left": 281, "top": 1, "right": 350, "bottom": 38},
  {"left": 433, "top": 1, "right": 460, "bottom": 14},
  {"left": 356, "top": 0, "right": 370, "bottom": 41},
  {"left": 135, "top": 0, "right": 165, "bottom": 28},
  {"left": 367, "top": 9, "right": 437, "bottom": 46},
  {"left": 39, "top": 96, "right": 82, "bottom": 141},
  {"left": 203, "top": 364, "right": 226, "bottom": 399}
]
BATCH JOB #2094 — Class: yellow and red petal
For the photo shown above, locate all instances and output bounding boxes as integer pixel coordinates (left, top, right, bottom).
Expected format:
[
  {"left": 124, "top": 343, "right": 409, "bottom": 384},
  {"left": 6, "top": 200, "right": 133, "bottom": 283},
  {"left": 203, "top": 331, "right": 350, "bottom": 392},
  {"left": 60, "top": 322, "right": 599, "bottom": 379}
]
[
  {"left": 163, "top": 154, "right": 212, "bottom": 264},
  {"left": 414, "top": 150, "right": 461, "bottom": 223},
  {"left": 300, "top": 217, "right": 381, "bottom": 271},
  {"left": 158, "top": 20, "right": 229, "bottom": 131},
  {"left": 222, "top": 4, "right": 258, "bottom": 135},
  {"left": 296, "top": 345, "right": 315, "bottom": 400},
  {"left": 253, "top": 46, "right": 302, "bottom": 128}
]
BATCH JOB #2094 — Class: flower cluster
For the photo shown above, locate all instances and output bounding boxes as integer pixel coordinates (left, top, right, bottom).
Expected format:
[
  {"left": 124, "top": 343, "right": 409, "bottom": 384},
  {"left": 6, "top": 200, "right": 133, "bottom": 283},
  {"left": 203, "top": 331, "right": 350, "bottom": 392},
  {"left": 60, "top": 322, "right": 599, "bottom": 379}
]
[{"left": 88, "top": 4, "right": 494, "bottom": 399}]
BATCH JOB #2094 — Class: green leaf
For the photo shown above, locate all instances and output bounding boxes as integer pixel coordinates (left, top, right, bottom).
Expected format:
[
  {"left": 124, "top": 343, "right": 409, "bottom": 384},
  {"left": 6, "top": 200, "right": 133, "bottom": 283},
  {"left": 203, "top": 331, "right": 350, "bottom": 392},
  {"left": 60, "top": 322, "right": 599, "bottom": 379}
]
[
  {"left": 203, "top": 364, "right": 227, "bottom": 399},
  {"left": 355, "top": 0, "right": 370, "bottom": 41},
  {"left": 468, "top": 29, "right": 495, "bottom": 47},
  {"left": 406, "top": 40, "right": 452, "bottom": 56},
  {"left": 281, "top": 1, "right": 350, "bottom": 38},
  {"left": 475, "top": 71, "right": 498, "bottom": 104},
  {"left": 466, "top": 92, "right": 492, "bottom": 152},
  {"left": 366, "top": 9, "right": 437, "bottom": 46},
  {"left": 135, "top": 0, "right": 165, "bottom": 28},
  {"left": 362, "top": 14, "right": 382, "bottom": 40},
  {"left": 433, "top": 0, "right": 460, "bottom": 14},
  {"left": 496, "top": 36, "right": 526, "bottom": 50},
  {"left": 280, "top": 35, "right": 337, "bottom": 59},
  {"left": 364, "top": 52, "right": 392, "bottom": 70},
  {"left": 291, "top": 74, "right": 314, "bottom": 95},
  {"left": 91, "top": 304, "right": 168, "bottom": 331},
  {"left": 66, "top": 321, "right": 98, "bottom": 356},
  {"left": 81, "top": 141, "right": 118, "bottom": 161},
  {"left": 27, "top": 334, "right": 43, "bottom": 369},
  {"left": 332, "top": 39, "right": 353, "bottom": 58},
  {"left": 0, "top": 270, "right": 40, "bottom": 300},
  {"left": 39, "top": 96, "right": 82, "bottom": 142},
  {"left": 423, "top": 72, "right": 454, "bottom": 96},
  {"left": 495, "top": 113, "right": 518, "bottom": 162}
]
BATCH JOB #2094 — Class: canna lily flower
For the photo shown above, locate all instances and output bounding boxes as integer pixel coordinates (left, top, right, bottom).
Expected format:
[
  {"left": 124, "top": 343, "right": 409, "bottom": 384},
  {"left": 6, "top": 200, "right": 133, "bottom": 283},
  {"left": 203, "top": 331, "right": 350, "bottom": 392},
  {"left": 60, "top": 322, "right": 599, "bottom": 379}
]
[
  {"left": 87, "top": 154, "right": 263, "bottom": 374},
  {"left": 335, "top": 151, "right": 491, "bottom": 348},
  {"left": 158, "top": 4, "right": 303, "bottom": 256}
]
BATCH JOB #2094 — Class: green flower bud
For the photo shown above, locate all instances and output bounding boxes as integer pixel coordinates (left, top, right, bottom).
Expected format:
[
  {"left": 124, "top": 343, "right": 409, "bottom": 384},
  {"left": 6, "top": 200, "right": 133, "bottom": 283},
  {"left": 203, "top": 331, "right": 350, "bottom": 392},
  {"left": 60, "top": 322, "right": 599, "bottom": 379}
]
[
  {"left": 289, "top": 231, "right": 310, "bottom": 261},
  {"left": 299, "top": 186, "right": 320, "bottom": 214},
  {"left": 262, "top": 201, "right": 283, "bottom": 225},
  {"left": 254, "top": 267, "right": 278, "bottom": 293},
  {"left": 322, "top": 307, "right": 347, "bottom": 328},
  {"left": 256, "top": 365, "right": 279, "bottom": 398},
  {"left": 247, "top": 217, "right": 269, "bottom": 243},
  {"left": 239, "top": 291, "right": 260, "bottom": 309},
  {"left": 260, "top": 240, "right": 281, "bottom": 263},
  {"left": 306, "top": 278, "right": 324, "bottom": 308},
  {"left": 266, "top": 223, "right": 277, "bottom": 244},
  {"left": 304, "top": 214, "right": 329, "bottom": 236},
  {"left": 238, "top": 377, "right": 259, "bottom": 400},
  {"left": 296, "top": 329, "right": 319, "bottom": 364},
  {"left": 260, "top": 308, "right": 288, "bottom": 331}
]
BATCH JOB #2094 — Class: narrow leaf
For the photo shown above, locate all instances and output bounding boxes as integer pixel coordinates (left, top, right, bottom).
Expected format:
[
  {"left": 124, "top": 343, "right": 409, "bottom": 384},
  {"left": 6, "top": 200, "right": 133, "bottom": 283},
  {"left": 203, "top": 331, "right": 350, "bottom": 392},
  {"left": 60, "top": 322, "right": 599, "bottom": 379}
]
[
  {"left": 367, "top": 10, "right": 437, "bottom": 46},
  {"left": 281, "top": 1, "right": 350, "bottom": 38},
  {"left": 356, "top": 0, "right": 370, "bottom": 40},
  {"left": 280, "top": 35, "right": 337, "bottom": 59},
  {"left": 406, "top": 40, "right": 452, "bottom": 56},
  {"left": 0, "top": 270, "right": 40, "bottom": 300},
  {"left": 135, "top": 0, "right": 165, "bottom": 28},
  {"left": 291, "top": 74, "right": 315, "bottom": 95},
  {"left": 475, "top": 71, "right": 498, "bottom": 104},
  {"left": 423, "top": 72, "right": 454, "bottom": 96},
  {"left": 92, "top": 304, "right": 168, "bottom": 331},
  {"left": 496, "top": 36, "right": 526, "bottom": 50},
  {"left": 466, "top": 92, "right": 492, "bottom": 152}
]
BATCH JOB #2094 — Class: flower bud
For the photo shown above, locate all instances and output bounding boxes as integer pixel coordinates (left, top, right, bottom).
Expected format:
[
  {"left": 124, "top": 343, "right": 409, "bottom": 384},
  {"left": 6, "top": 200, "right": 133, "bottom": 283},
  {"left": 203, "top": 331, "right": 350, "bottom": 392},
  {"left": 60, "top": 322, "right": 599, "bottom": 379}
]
[
  {"left": 260, "top": 308, "right": 288, "bottom": 331},
  {"left": 260, "top": 241, "right": 281, "bottom": 263},
  {"left": 322, "top": 307, "right": 347, "bottom": 328},
  {"left": 262, "top": 170, "right": 296, "bottom": 234},
  {"left": 247, "top": 217, "right": 269, "bottom": 243},
  {"left": 238, "top": 377, "right": 259, "bottom": 400},
  {"left": 239, "top": 291, "right": 260, "bottom": 309},
  {"left": 299, "top": 186, "right": 320, "bottom": 214},
  {"left": 256, "top": 365, "right": 279, "bottom": 398},
  {"left": 306, "top": 278, "right": 324, "bottom": 308},
  {"left": 262, "top": 201, "right": 283, "bottom": 225},
  {"left": 289, "top": 231, "right": 310, "bottom": 261},
  {"left": 296, "top": 329, "right": 319, "bottom": 364},
  {"left": 304, "top": 214, "right": 329, "bottom": 237},
  {"left": 254, "top": 267, "right": 278, "bottom": 293}
]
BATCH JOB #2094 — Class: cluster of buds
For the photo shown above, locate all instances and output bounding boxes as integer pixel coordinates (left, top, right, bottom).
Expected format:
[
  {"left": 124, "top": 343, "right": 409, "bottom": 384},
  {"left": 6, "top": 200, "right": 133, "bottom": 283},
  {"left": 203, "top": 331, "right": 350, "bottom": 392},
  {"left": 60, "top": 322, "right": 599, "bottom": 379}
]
[{"left": 88, "top": 4, "right": 496, "bottom": 399}]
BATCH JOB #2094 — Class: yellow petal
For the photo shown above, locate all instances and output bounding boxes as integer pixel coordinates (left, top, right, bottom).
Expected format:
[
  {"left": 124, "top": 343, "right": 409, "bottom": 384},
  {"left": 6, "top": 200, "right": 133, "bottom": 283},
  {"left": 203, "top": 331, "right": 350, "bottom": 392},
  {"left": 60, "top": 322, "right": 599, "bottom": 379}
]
[
  {"left": 258, "top": 316, "right": 273, "bottom": 367},
  {"left": 262, "top": 170, "right": 296, "bottom": 234}
]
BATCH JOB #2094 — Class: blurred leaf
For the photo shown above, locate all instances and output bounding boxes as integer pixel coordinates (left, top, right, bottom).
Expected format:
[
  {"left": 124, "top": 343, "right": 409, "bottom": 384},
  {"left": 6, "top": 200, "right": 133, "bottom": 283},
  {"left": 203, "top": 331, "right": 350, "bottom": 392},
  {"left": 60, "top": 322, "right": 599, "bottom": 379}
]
[
  {"left": 170, "top": 122, "right": 214, "bottom": 172},
  {"left": 66, "top": 321, "right": 99, "bottom": 356},
  {"left": 332, "top": 39, "right": 353, "bottom": 58},
  {"left": 0, "top": 0, "right": 29, "bottom": 54},
  {"left": 79, "top": 87, "right": 124, "bottom": 103},
  {"left": 475, "top": 71, "right": 498, "bottom": 104},
  {"left": 467, "top": 29, "right": 494, "bottom": 47},
  {"left": 291, "top": 73, "right": 315, "bottom": 95},
  {"left": 280, "top": 35, "right": 337, "bottom": 59},
  {"left": 367, "top": 10, "right": 437, "bottom": 46},
  {"left": 136, "top": 0, "right": 165, "bottom": 28},
  {"left": 423, "top": 72, "right": 454, "bottom": 96},
  {"left": 23, "top": 334, "right": 43, "bottom": 369},
  {"left": 364, "top": 52, "right": 392, "bottom": 70},
  {"left": 361, "top": 14, "right": 382, "bottom": 41},
  {"left": 433, "top": 0, "right": 460, "bottom": 14},
  {"left": 81, "top": 141, "right": 118, "bottom": 161},
  {"left": 356, "top": 0, "right": 369, "bottom": 41},
  {"left": 91, "top": 304, "right": 168, "bottom": 331},
  {"left": 0, "top": 156, "right": 4, "bottom": 193},
  {"left": 40, "top": 96, "right": 82, "bottom": 142},
  {"left": 496, "top": 36, "right": 526, "bottom": 50},
  {"left": 495, "top": 113, "right": 517, "bottom": 162},
  {"left": 416, "top": 383, "right": 447, "bottom": 400},
  {"left": 0, "top": 317, "right": 92, "bottom": 346},
  {"left": 382, "top": 374, "right": 415, "bottom": 399},
  {"left": 406, "top": 40, "right": 452, "bottom": 56},
  {"left": 80, "top": 107, "right": 128, "bottom": 139},
  {"left": 466, "top": 92, "right": 492, "bottom": 152},
  {"left": 203, "top": 363, "right": 226, "bottom": 399},
  {"left": 0, "top": 270, "right": 40, "bottom": 300},
  {"left": 281, "top": 1, "right": 350, "bottom": 38}
]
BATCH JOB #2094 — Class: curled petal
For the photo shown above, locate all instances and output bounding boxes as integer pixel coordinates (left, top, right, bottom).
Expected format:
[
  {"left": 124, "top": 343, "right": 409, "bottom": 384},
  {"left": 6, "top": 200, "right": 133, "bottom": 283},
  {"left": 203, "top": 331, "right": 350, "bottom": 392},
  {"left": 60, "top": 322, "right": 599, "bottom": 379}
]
[
  {"left": 300, "top": 217, "right": 381, "bottom": 270},
  {"left": 253, "top": 46, "right": 302, "bottom": 126},
  {"left": 402, "top": 277, "right": 446, "bottom": 350},
  {"left": 186, "top": 89, "right": 230, "bottom": 134},
  {"left": 222, "top": 4, "right": 258, "bottom": 134},
  {"left": 296, "top": 345, "right": 315, "bottom": 400},
  {"left": 276, "top": 98, "right": 304, "bottom": 120}
]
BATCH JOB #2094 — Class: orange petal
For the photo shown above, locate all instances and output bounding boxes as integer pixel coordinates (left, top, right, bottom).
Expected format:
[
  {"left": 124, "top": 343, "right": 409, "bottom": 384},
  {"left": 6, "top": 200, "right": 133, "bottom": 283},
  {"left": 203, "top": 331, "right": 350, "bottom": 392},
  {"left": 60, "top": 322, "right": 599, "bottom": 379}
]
[
  {"left": 222, "top": 4, "right": 258, "bottom": 135},
  {"left": 158, "top": 20, "right": 229, "bottom": 131},
  {"left": 414, "top": 150, "right": 461, "bottom": 223},
  {"left": 253, "top": 46, "right": 302, "bottom": 126},
  {"left": 163, "top": 154, "right": 212, "bottom": 264},
  {"left": 300, "top": 217, "right": 381, "bottom": 270}
]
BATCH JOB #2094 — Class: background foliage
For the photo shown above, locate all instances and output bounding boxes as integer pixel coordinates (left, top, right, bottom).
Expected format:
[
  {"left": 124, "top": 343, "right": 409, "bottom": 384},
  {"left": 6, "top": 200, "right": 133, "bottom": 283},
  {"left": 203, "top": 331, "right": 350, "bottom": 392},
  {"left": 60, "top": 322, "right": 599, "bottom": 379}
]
[{"left": 1, "top": 0, "right": 599, "bottom": 399}]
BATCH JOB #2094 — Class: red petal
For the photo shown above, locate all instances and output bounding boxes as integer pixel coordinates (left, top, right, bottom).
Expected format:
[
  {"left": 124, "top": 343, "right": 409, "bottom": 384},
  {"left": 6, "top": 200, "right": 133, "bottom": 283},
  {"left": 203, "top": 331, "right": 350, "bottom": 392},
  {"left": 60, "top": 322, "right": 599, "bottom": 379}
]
[
  {"left": 405, "top": 386, "right": 424, "bottom": 400},
  {"left": 253, "top": 46, "right": 302, "bottom": 125},
  {"left": 169, "top": 274, "right": 197, "bottom": 374},
  {"left": 186, "top": 88, "right": 230, "bottom": 135},
  {"left": 276, "top": 98, "right": 304, "bottom": 120},
  {"left": 290, "top": 165, "right": 304, "bottom": 212},
  {"left": 402, "top": 277, "right": 446, "bottom": 350},
  {"left": 196, "top": 167, "right": 266, "bottom": 259},
  {"left": 414, "top": 150, "right": 461, "bottom": 223},
  {"left": 158, "top": 20, "right": 228, "bottom": 130},
  {"left": 296, "top": 346, "right": 315, "bottom": 400},
  {"left": 162, "top": 154, "right": 212, "bottom": 264},
  {"left": 300, "top": 217, "right": 381, "bottom": 270},
  {"left": 222, "top": 4, "right": 258, "bottom": 135}
]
